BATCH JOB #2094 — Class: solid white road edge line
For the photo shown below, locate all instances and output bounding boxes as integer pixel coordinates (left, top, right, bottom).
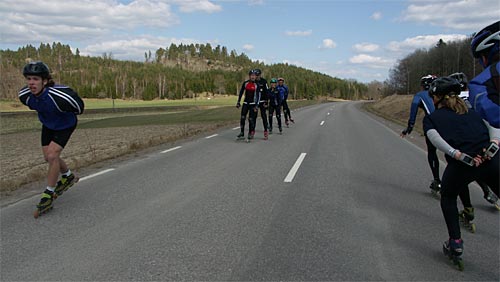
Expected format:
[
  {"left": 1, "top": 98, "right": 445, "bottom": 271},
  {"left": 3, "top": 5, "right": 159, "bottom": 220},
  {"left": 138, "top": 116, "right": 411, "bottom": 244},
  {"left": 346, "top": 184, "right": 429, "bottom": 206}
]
[
  {"left": 205, "top": 134, "right": 218, "bottom": 139},
  {"left": 284, "top": 153, "right": 307, "bottom": 183},
  {"left": 161, "top": 146, "right": 182, "bottom": 154},
  {"left": 320, "top": 121, "right": 325, "bottom": 126},
  {"left": 80, "top": 169, "right": 115, "bottom": 182}
]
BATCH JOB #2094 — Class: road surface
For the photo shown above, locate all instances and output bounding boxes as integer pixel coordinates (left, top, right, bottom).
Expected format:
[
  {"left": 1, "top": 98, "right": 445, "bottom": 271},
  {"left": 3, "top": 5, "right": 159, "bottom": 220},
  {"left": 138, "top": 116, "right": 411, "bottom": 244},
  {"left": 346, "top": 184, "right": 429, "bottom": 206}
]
[{"left": 1, "top": 101, "right": 499, "bottom": 281}]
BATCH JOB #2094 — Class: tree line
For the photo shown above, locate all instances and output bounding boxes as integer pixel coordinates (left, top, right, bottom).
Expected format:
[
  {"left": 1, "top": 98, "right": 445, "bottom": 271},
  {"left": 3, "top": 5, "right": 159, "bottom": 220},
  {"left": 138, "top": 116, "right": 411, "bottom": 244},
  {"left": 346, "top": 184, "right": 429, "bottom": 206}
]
[
  {"left": 0, "top": 42, "right": 367, "bottom": 101},
  {"left": 383, "top": 36, "right": 482, "bottom": 95}
]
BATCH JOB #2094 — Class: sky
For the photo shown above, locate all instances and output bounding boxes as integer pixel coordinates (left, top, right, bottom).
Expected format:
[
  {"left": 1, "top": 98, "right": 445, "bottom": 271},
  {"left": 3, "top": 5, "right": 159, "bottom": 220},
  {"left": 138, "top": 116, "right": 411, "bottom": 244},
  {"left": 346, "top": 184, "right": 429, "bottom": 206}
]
[{"left": 0, "top": 0, "right": 499, "bottom": 83}]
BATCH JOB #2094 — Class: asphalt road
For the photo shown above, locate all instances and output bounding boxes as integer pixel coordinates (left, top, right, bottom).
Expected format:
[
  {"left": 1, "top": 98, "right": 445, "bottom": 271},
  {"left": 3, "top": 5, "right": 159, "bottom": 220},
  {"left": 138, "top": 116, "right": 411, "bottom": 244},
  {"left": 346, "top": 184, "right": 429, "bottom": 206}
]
[{"left": 1, "top": 101, "right": 499, "bottom": 281}]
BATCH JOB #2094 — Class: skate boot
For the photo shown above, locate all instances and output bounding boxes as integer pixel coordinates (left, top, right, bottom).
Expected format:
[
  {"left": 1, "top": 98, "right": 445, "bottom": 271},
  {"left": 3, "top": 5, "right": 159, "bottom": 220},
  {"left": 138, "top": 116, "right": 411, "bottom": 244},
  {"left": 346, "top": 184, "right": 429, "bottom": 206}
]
[
  {"left": 279, "top": 127, "right": 283, "bottom": 135},
  {"left": 237, "top": 132, "right": 245, "bottom": 140},
  {"left": 269, "top": 129, "right": 273, "bottom": 135},
  {"left": 459, "top": 207, "right": 476, "bottom": 233},
  {"left": 290, "top": 118, "right": 295, "bottom": 123},
  {"left": 484, "top": 189, "right": 500, "bottom": 211},
  {"left": 54, "top": 173, "right": 79, "bottom": 198},
  {"left": 34, "top": 190, "right": 55, "bottom": 218},
  {"left": 264, "top": 130, "right": 268, "bottom": 140},
  {"left": 429, "top": 179, "right": 441, "bottom": 199},
  {"left": 285, "top": 120, "right": 289, "bottom": 128},
  {"left": 443, "top": 238, "right": 464, "bottom": 271},
  {"left": 248, "top": 131, "right": 255, "bottom": 140}
]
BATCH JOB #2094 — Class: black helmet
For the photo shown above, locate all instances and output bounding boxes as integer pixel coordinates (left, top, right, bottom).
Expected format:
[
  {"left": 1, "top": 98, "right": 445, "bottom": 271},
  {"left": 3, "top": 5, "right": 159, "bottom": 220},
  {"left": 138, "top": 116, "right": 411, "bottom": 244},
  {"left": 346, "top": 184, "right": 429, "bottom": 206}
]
[
  {"left": 448, "top": 72, "right": 468, "bottom": 91},
  {"left": 254, "top": 68, "right": 262, "bottom": 76},
  {"left": 248, "top": 69, "right": 258, "bottom": 75},
  {"left": 471, "top": 21, "right": 500, "bottom": 61},
  {"left": 420, "top": 74, "right": 437, "bottom": 90},
  {"left": 23, "top": 61, "right": 50, "bottom": 78},
  {"left": 429, "top": 77, "right": 462, "bottom": 97}
]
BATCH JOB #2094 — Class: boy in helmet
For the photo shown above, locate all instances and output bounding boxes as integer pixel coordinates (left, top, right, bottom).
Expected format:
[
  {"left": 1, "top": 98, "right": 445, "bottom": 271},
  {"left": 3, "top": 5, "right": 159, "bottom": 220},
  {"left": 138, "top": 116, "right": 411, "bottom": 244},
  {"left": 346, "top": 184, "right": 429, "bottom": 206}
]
[
  {"left": 401, "top": 75, "right": 441, "bottom": 196},
  {"left": 423, "top": 77, "right": 499, "bottom": 269},
  {"left": 236, "top": 70, "right": 260, "bottom": 140},
  {"left": 19, "top": 61, "right": 84, "bottom": 218},
  {"left": 469, "top": 20, "right": 500, "bottom": 128},
  {"left": 277, "top": 78, "right": 293, "bottom": 126},
  {"left": 268, "top": 78, "right": 283, "bottom": 134}
]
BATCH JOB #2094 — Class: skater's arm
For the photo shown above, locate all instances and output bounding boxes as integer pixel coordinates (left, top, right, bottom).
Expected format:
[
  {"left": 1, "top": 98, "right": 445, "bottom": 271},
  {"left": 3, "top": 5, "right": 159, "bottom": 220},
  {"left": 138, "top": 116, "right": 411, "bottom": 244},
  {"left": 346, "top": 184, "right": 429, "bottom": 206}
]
[
  {"left": 426, "top": 129, "right": 457, "bottom": 157},
  {"left": 483, "top": 119, "right": 500, "bottom": 143},
  {"left": 238, "top": 82, "right": 246, "bottom": 103},
  {"left": 18, "top": 86, "right": 31, "bottom": 107}
]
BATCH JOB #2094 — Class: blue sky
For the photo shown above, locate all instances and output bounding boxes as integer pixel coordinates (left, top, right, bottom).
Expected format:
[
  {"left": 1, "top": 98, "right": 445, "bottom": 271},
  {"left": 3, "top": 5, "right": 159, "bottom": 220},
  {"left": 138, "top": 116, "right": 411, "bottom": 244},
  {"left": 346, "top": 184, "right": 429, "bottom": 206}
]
[{"left": 1, "top": 0, "right": 498, "bottom": 82}]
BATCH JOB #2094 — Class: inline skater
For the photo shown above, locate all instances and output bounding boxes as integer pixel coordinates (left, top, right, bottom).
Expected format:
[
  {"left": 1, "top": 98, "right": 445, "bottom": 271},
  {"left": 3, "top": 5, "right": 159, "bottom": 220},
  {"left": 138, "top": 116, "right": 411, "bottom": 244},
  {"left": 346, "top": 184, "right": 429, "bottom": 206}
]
[
  {"left": 255, "top": 68, "right": 269, "bottom": 140},
  {"left": 401, "top": 75, "right": 441, "bottom": 196},
  {"left": 449, "top": 72, "right": 500, "bottom": 210},
  {"left": 268, "top": 78, "right": 283, "bottom": 134},
  {"left": 236, "top": 69, "right": 260, "bottom": 140},
  {"left": 18, "top": 62, "right": 84, "bottom": 218},
  {"left": 423, "top": 77, "right": 499, "bottom": 270},
  {"left": 468, "top": 20, "right": 500, "bottom": 128},
  {"left": 277, "top": 78, "right": 293, "bottom": 126}
]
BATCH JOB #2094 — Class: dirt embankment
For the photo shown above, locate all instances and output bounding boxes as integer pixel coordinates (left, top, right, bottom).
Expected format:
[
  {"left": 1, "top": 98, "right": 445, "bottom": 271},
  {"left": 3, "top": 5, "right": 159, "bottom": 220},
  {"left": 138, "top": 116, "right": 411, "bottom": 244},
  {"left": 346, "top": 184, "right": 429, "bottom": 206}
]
[
  {"left": 364, "top": 94, "right": 426, "bottom": 135},
  {"left": 0, "top": 122, "right": 231, "bottom": 195}
]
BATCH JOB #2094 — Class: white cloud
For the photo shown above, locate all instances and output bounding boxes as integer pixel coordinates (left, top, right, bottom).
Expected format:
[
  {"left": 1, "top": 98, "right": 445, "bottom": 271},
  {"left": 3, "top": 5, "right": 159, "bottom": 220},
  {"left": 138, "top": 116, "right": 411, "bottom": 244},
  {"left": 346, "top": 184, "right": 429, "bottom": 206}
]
[
  {"left": 387, "top": 34, "right": 467, "bottom": 53},
  {"left": 401, "top": 0, "right": 498, "bottom": 30},
  {"left": 285, "top": 30, "right": 313, "bottom": 37},
  {"left": 0, "top": 0, "right": 222, "bottom": 45},
  {"left": 353, "top": 43, "right": 379, "bottom": 53},
  {"left": 80, "top": 36, "right": 213, "bottom": 61},
  {"left": 349, "top": 54, "right": 393, "bottom": 68},
  {"left": 370, "top": 12, "right": 382, "bottom": 20},
  {"left": 248, "top": 0, "right": 264, "bottom": 5},
  {"left": 319, "top": 39, "right": 337, "bottom": 49},
  {"left": 171, "top": 0, "right": 222, "bottom": 13},
  {"left": 243, "top": 44, "right": 254, "bottom": 52},
  {"left": 283, "top": 59, "right": 303, "bottom": 67}
]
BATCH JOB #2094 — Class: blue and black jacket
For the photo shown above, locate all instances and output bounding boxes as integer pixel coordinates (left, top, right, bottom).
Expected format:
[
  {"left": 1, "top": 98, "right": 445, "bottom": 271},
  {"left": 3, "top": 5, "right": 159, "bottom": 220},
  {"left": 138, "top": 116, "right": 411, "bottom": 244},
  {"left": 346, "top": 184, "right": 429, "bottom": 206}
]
[
  {"left": 256, "top": 78, "right": 269, "bottom": 105},
  {"left": 406, "top": 90, "right": 435, "bottom": 133},
  {"left": 277, "top": 84, "right": 289, "bottom": 101},
  {"left": 268, "top": 86, "right": 282, "bottom": 107},
  {"left": 469, "top": 62, "right": 500, "bottom": 128},
  {"left": 19, "top": 85, "right": 84, "bottom": 130}
]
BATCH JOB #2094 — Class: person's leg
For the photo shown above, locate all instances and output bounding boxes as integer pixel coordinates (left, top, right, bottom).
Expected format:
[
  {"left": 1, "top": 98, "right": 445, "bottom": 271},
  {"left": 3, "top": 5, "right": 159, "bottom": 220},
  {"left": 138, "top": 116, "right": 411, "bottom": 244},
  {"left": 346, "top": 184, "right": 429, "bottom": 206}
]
[
  {"left": 283, "top": 101, "right": 289, "bottom": 122},
  {"left": 425, "top": 136, "right": 440, "bottom": 181},
  {"left": 260, "top": 104, "right": 268, "bottom": 131},
  {"left": 268, "top": 105, "right": 274, "bottom": 132},
  {"left": 480, "top": 154, "right": 500, "bottom": 197},
  {"left": 42, "top": 142, "right": 66, "bottom": 187},
  {"left": 440, "top": 163, "right": 473, "bottom": 240},
  {"left": 276, "top": 106, "right": 282, "bottom": 131},
  {"left": 249, "top": 106, "right": 257, "bottom": 134},
  {"left": 240, "top": 104, "right": 249, "bottom": 133}
]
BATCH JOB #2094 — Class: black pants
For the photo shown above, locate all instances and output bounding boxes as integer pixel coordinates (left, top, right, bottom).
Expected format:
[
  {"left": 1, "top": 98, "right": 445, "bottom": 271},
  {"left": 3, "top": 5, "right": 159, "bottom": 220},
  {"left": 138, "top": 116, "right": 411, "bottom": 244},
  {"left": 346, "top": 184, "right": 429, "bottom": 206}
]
[
  {"left": 440, "top": 154, "right": 499, "bottom": 239},
  {"left": 283, "top": 100, "right": 292, "bottom": 121},
  {"left": 240, "top": 103, "right": 257, "bottom": 133},
  {"left": 258, "top": 103, "right": 269, "bottom": 131},
  {"left": 268, "top": 104, "right": 282, "bottom": 131},
  {"left": 425, "top": 135, "right": 440, "bottom": 181}
]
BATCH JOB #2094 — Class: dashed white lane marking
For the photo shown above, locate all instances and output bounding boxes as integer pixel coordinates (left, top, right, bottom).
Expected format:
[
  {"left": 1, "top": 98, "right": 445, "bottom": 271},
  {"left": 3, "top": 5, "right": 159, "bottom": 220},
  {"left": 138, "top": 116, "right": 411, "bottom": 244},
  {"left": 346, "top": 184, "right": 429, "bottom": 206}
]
[
  {"left": 80, "top": 169, "right": 115, "bottom": 182},
  {"left": 161, "top": 146, "right": 182, "bottom": 154},
  {"left": 284, "top": 153, "right": 307, "bottom": 183},
  {"left": 232, "top": 127, "right": 240, "bottom": 130},
  {"left": 320, "top": 121, "right": 325, "bottom": 126},
  {"left": 205, "top": 134, "right": 218, "bottom": 139}
]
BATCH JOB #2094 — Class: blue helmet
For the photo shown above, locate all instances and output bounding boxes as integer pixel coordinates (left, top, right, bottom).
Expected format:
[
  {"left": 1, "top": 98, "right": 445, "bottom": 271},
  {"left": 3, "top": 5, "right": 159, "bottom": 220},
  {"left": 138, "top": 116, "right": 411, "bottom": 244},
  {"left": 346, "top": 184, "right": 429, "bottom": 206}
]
[{"left": 471, "top": 21, "right": 500, "bottom": 66}]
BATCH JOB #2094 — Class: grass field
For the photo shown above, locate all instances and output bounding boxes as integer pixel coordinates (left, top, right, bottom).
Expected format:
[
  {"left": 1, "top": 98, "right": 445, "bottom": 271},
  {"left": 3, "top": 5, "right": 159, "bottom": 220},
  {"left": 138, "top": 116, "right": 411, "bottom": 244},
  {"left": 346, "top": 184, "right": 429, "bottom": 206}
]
[
  {"left": 0, "top": 99, "right": 320, "bottom": 193},
  {"left": 0, "top": 96, "right": 236, "bottom": 112}
]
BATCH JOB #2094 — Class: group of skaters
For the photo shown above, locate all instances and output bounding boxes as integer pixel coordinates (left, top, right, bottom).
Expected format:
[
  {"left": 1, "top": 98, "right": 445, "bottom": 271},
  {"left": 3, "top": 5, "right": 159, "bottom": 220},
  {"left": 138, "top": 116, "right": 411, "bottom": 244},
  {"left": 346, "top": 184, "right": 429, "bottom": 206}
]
[
  {"left": 236, "top": 68, "right": 294, "bottom": 140},
  {"left": 400, "top": 21, "right": 499, "bottom": 270}
]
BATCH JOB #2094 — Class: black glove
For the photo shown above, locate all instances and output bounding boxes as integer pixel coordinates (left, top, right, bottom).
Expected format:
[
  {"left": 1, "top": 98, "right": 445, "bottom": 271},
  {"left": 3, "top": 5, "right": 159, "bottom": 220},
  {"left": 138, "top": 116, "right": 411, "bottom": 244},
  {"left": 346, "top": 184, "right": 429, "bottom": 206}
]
[
  {"left": 236, "top": 102, "right": 241, "bottom": 108},
  {"left": 402, "top": 126, "right": 413, "bottom": 135}
]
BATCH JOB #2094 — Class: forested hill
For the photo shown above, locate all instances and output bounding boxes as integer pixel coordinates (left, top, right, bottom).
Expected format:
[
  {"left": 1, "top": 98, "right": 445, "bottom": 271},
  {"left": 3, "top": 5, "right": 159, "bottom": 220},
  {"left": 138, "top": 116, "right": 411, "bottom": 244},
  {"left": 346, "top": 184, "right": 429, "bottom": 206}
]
[{"left": 0, "top": 43, "right": 367, "bottom": 101}]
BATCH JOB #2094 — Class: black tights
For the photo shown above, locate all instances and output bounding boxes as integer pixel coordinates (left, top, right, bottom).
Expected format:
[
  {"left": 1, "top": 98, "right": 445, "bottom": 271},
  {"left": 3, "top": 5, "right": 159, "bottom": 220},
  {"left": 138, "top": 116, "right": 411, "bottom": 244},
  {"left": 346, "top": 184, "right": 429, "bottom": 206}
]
[
  {"left": 240, "top": 104, "right": 257, "bottom": 133},
  {"left": 268, "top": 105, "right": 282, "bottom": 131}
]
